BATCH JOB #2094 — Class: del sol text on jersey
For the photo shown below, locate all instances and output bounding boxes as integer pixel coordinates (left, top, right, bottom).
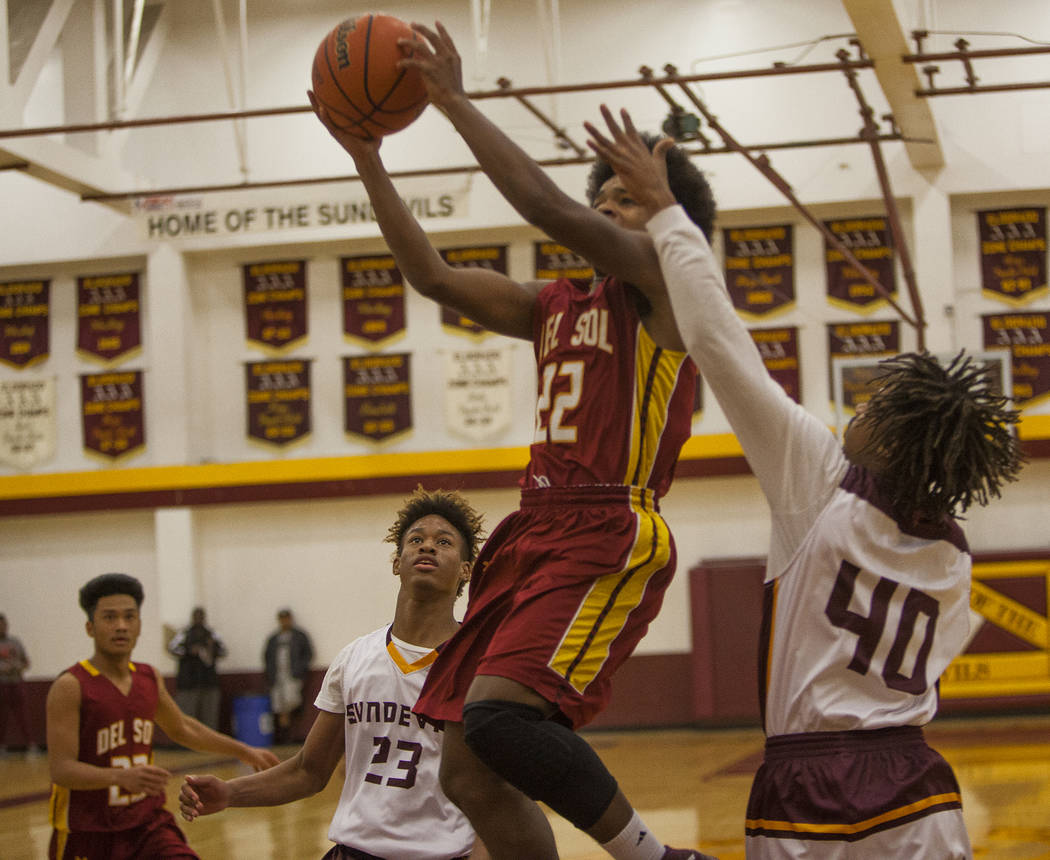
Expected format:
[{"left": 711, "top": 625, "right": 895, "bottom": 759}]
[
  {"left": 539, "top": 308, "right": 614, "bottom": 362},
  {"left": 97, "top": 718, "right": 153, "bottom": 755}
]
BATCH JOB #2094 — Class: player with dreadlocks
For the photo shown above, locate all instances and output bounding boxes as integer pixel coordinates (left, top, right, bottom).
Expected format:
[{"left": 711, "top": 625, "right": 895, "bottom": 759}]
[
  {"left": 843, "top": 350, "right": 1022, "bottom": 523},
  {"left": 585, "top": 105, "right": 1025, "bottom": 859},
  {"left": 180, "top": 487, "right": 492, "bottom": 859}
]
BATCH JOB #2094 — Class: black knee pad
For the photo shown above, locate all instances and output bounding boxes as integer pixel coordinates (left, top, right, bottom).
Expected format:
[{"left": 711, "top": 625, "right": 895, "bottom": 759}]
[{"left": 462, "top": 699, "right": 618, "bottom": 831}]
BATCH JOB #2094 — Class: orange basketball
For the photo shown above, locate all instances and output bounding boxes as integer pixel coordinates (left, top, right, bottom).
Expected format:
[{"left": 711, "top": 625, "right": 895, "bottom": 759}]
[{"left": 311, "top": 14, "right": 428, "bottom": 140}]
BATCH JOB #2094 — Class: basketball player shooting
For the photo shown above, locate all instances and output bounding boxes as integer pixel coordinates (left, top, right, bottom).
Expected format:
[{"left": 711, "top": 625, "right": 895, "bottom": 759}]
[
  {"left": 310, "top": 18, "right": 718, "bottom": 860},
  {"left": 584, "top": 104, "right": 1025, "bottom": 860}
]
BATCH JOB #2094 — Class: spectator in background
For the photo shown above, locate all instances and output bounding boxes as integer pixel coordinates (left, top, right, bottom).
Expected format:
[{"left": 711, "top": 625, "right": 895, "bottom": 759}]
[
  {"left": 168, "top": 607, "right": 227, "bottom": 731},
  {"left": 264, "top": 609, "right": 313, "bottom": 743},
  {"left": 0, "top": 612, "right": 38, "bottom": 755}
]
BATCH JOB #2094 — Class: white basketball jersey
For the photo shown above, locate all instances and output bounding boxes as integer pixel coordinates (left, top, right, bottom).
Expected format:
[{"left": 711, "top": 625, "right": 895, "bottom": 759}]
[
  {"left": 762, "top": 463, "right": 972, "bottom": 736},
  {"left": 648, "top": 206, "right": 974, "bottom": 739},
  {"left": 315, "top": 625, "right": 475, "bottom": 859}
]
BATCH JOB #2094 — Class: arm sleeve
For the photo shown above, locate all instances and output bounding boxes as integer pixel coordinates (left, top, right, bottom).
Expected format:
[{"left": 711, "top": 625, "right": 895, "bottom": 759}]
[{"left": 646, "top": 206, "right": 846, "bottom": 519}]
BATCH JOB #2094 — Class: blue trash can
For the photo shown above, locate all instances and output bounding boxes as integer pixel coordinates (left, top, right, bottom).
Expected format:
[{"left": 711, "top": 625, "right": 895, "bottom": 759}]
[{"left": 233, "top": 695, "right": 274, "bottom": 746}]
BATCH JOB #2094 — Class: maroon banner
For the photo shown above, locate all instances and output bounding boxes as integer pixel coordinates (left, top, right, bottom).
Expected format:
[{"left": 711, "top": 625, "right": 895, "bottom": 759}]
[
  {"left": 533, "top": 241, "right": 594, "bottom": 280},
  {"left": 344, "top": 353, "right": 412, "bottom": 442},
  {"left": 823, "top": 217, "right": 896, "bottom": 312},
  {"left": 80, "top": 370, "right": 145, "bottom": 460},
  {"left": 245, "top": 359, "right": 312, "bottom": 446},
  {"left": 0, "top": 279, "right": 50, "bottom": 368},
  {"left": 723, "top": 225, "right": 795, "bottom": 316},
  {"left": 341, "top": 254, "right": 406, "bottom": 347},
  {"left": 439, "top": 246, "right": 507, "bottom": 338},
  {"left": 243, "top": 260, "right": 308, "bottom": 352},
  {"left": 982, "top": 312, "right": 1050, "bottom": 406},
  {"left": 750, "top": 326, "right": 801, "bottom": 402},
  {"left": 827, "top": 320, "right": 900, "bottom": 410},
  {"left": 77, "top": 273, "right": 142, "bottom": 365},
  {"left": 977, "top": 207, "right": 1048, "bottom": 306}
]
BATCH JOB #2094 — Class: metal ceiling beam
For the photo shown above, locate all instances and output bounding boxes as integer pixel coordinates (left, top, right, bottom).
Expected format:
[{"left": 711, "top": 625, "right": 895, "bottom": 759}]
[
  {"left": 835, "top": 49, "right": 926, "bottom": 347},
  {"left": 906, "top": 41, "right": 1050, "bottom": 95},
  {"left": 841, "top": 0, "right": 944, "bottom": 170},
  {"left": 652, "top": 64, "right": 921, "bottom": 335},
  {"left": 80, "top": 130, "right": 905, "bottom": 203},
  {"left": 0, "top": 58, "right": 876, "bottom": 141}
]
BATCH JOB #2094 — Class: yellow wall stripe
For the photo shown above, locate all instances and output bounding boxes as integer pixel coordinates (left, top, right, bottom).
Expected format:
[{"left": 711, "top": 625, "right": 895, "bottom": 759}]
[{"left": 2, "top": 411, "right": 1047, "bottom": 504}]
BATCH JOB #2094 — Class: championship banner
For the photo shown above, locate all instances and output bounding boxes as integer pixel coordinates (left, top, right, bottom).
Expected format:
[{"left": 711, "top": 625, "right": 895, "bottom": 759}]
[
  {"left": 77, "top": 273, "right": 142, "bottom": 366},
  {"left": 723, "top": 225, "right": 795, "bottom": 317},
  {"left": 243, "top": 260, "right": 308, "bottom": 352},
  {"left": 245, "top": 359, "right": 312, "bottom": 447},
  {"left": 750, "top": 326, "right": 801, "bottom": 403},
  {"left": 0, "top": 377, "right": 56, "bottom": 469},
  {"left": 439, "top": 245, "right": 507, "bottom": 339},
  {"left": 533, "top": 241, "right": 594, "bottom": 280},
  {"left": 823, "top": 217, "right": 896, "bottom": 312},
  {"left": 444, "top": 346, "right": 512, "bottom": 441},
  {"left": 341, "top": 254, "right": 406, "bottom": 349},
  {"left": 982, "top": 312, "right": 1050, "bottom": 406},
  {"left": 0, "top": 279, "right": 50, "bottom": 368},
  {"left": 80, "top": 370, "right": 145, "bottom": 460},
  {"left": 941, "top": 559, "right": 1050, "bottom": 700},
  {"left": 344, "top": 353, "right": 412, "bottom": 443},
  {"left": 977, "top": 207, "right": 1047, "bottom": 306},
  {"left": 827, "top": 320, "right": 899, "bottom": 411}
]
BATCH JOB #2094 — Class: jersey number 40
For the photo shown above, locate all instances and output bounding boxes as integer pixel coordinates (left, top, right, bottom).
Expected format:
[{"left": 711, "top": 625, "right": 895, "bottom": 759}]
[{"left": 825, "top": 560, "right": 939, "bottom": 695}]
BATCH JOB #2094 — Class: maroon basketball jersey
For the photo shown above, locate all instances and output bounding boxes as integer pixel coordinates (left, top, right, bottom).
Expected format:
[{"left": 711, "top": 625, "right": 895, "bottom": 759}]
[
  {"left": 527, "top": 277, "right": 695, "bottom": 498},
  {"left": 49, "top": 660, "right": 164, "bottom": 833}
]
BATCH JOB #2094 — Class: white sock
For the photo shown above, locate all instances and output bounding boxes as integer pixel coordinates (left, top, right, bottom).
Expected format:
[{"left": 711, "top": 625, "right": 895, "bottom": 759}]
[{"left": 600, "top": 810, "right": 664, "bottom": 860}]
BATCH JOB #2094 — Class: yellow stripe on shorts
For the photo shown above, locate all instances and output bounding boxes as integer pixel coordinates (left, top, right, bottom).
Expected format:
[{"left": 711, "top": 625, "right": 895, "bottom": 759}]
[{"left": 549, "top": 505, "right": 671, "bottom": 692}]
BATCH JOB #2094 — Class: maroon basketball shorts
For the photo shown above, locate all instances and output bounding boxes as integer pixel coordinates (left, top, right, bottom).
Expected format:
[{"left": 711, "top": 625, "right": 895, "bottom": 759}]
[
  {"left": 50, "top": 809, "right": 198, "bottom": 860},
  {"left": 415, "top": 485, "right": 676, "bottom": 729},
  {"left": 745, "top": 726, "right": 971, "bottom": 858}
]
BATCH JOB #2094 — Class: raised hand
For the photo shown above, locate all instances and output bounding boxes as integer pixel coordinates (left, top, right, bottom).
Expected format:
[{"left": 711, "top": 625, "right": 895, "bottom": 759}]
[
  {"left": 399, "top": 21, "right": 466, "bottom": 111},
  {"left": 584, "top": 106, "right": 677, "bottom": 219},
  {"left": 179, "top": 774, "right": 232, "bottom": 821}
]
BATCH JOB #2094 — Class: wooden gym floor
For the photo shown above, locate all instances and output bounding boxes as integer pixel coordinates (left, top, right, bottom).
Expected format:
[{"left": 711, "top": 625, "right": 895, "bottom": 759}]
[{"left": 3, "top": 712, "right": 1049, "bottom": 859}]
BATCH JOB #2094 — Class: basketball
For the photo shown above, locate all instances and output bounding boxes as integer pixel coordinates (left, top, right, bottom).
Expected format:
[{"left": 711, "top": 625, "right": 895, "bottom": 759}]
[{"left": 311, "top": 14, "right": 428, "bottom": 140}]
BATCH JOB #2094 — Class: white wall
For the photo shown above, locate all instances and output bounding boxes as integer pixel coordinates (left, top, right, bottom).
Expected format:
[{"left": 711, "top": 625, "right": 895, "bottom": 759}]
[{"left": 2, "top": 0, "right": 1049, "bottom": 682}]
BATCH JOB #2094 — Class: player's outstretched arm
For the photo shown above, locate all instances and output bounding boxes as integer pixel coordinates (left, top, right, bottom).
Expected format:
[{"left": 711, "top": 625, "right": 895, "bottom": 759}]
[
  {"left": 45, "top": 672, "right": 171, "bottom": 794},
  {"left": 179, "top": 710, "right": 345, "bottom": 820},
  {"left": 401, "top": 22, "right": 663, "bottom": 295},
  {"left": 309, "top": 91, "right": 537, "bottom": 340},
  {"left": 154, "top": 680, "right": 279, "bottom": 772}
]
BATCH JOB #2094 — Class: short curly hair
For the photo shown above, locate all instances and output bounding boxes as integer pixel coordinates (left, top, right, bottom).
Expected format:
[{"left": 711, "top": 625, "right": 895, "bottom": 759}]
[
  {"left": 385, "top": 485, "right": 485, "bottom": 564},
  {"left": 79, "top": 573, "right": 144, "bottom": 620},
  {"left": 586, "top": 131, "right": 716, "bottom": 239},
  {"left": 860, "top": 351, "right": 1025, "bottom": 522}
]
